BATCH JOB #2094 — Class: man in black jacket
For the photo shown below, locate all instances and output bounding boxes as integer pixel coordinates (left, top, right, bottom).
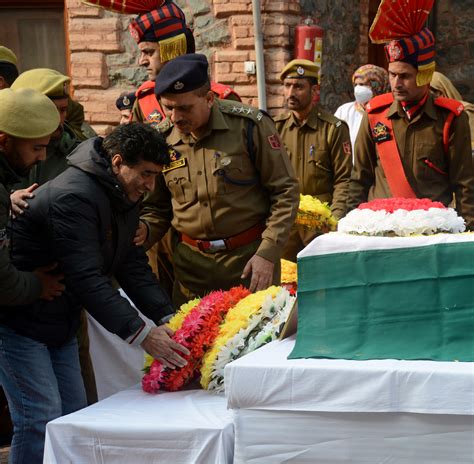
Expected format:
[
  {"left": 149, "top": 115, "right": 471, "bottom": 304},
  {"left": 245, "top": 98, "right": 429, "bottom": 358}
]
[{"left": 0, "top": 123, "right": 189, "bottom": 464}]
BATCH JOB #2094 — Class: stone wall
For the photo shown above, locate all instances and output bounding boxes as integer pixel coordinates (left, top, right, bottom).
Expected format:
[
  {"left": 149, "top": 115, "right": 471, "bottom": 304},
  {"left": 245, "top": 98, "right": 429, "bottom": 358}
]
[{"left": 435, "top": 0, "right": 474, "bottom": 102}]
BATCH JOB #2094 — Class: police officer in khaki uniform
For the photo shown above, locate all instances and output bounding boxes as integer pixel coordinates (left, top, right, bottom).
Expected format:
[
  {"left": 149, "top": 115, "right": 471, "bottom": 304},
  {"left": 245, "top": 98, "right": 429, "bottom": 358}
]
[
  {"left": 350, "top": 0, "right": 474, "bottom": 230},
  {"left": 0, "top": 87, "right": 63, "bottom": 305},
  {"left": 140, "top": 54, "right": 299, "bottom": 307},
  {"left": 275, "top": 59, "right": 352, "bottom": 261}
]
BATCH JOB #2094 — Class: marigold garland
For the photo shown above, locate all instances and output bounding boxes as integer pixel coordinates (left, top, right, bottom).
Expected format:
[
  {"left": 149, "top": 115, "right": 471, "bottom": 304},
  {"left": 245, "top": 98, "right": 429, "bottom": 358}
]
[
  {"left": 142, "top": 286, "right": 250, "bottom": 393},
  {"left": 200, "top": 286, "right": 281, "bottom": 389},
  {"left": 296, "top": 194, "right": 337, "bottom": 232}
]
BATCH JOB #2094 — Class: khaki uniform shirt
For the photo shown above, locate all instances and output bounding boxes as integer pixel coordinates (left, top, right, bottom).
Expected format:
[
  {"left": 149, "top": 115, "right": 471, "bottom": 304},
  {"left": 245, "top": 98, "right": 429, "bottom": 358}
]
[
  {"left": 274, "top": 105, "right": 352, "bottom": 260},
  {"left": 274, "top": 105, "right": 352, "bottom": 218},
  {"left": 141, "top": 99, "right": 299, "bottom": 264},
  {"left": 350, "top": 95, "right": 474, "bottom": 230}
]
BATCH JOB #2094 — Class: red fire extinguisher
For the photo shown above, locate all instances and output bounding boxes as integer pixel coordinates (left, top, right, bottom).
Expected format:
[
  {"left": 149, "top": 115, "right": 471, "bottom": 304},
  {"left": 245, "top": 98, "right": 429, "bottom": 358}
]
[{"left": 294, "top": 17, "right": 323, "bottom": 102}]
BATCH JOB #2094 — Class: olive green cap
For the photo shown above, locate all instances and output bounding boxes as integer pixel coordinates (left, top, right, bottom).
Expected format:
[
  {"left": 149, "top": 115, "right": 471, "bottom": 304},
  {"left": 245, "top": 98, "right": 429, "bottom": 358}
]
[
  {"left": 0, "top": 46, "right": 17, "bottom": 66},
  {"left": 280, "top": 59, "right": 319, "bottom": 81},
  {"left": 12, "top": 68, "right": 70, "bottom": 98},
  {"left": 0, "top": 88, "right": 60, "bottom": 138}
]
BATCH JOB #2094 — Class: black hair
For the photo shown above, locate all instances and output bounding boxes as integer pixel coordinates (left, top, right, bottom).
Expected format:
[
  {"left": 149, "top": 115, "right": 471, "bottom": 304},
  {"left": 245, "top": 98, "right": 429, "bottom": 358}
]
[
  {"left": 307, "top": 77, "right": 318, "bottom": 86},
  {"left": 0, "top": 62, "right": 19, "bottom": 86},
  {"left": 102, "top": 122, "right": 170, "bottom": 166}
]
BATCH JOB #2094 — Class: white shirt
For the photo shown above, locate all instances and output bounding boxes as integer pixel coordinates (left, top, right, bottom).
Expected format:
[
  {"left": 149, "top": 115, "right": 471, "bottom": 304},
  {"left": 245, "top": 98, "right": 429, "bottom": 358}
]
[{"left": 334, "top": 101, "right": 364, "bottom": 160}]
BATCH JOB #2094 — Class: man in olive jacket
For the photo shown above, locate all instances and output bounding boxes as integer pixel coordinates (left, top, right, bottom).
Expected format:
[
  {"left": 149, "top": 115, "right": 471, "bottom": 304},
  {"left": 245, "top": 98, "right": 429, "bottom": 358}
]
[
  {"left": 0, "top": 87, "right": 64, "bottom": 305},
  {"left": 0, "top": 123, "right": 189, "bottom": 464}
]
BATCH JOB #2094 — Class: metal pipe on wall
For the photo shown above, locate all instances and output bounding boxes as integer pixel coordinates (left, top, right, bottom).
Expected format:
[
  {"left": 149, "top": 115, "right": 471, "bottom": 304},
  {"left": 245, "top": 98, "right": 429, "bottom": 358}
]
[{"left": 251, "top": 0, "right": 267, "bottom": 111}]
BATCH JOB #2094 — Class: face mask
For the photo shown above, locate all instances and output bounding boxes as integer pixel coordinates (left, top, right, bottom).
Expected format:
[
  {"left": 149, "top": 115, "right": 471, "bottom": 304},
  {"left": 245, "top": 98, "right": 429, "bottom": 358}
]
[{"left": 354, "top": 85, "right": 374, "bottom": 104}]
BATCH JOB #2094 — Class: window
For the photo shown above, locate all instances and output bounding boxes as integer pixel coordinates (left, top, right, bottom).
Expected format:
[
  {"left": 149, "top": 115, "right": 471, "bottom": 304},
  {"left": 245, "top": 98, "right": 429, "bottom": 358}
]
[{"left": 0, "top": 1, "right": 67, "bottom": 74}]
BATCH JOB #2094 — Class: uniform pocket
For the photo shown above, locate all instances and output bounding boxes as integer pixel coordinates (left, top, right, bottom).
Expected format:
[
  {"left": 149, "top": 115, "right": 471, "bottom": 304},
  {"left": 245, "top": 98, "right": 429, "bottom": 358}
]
[
  {"left": 212, "top": 154, "right": 258, "bottom": 194},
  {"left": 417, "top": 143, "right": 448, "bottom": 177},
  {"left": 164, "top": 164, "right": 195, "bottom": 204},
  {"left": 308, "top": 150, "right": 331, "bottom": 173}
]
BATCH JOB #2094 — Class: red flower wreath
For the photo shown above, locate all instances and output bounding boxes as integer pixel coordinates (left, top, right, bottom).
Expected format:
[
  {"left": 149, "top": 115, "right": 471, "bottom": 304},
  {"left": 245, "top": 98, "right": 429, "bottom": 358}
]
[
  {"left": 358, "top": 198, "right": 445, "bottom": 213},
  {"left": 142, "top": 286, "right": 250, "bottom": 393}
]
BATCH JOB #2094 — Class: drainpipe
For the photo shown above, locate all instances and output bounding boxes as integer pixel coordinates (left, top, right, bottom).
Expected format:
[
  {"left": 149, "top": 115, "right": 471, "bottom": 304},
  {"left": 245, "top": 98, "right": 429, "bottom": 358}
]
[{"left": 251, "top": 0, "right": 267, "bottom": 111}]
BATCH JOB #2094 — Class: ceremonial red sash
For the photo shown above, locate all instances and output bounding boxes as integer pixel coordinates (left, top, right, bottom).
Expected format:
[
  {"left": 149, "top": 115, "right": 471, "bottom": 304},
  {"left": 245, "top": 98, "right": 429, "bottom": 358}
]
[{"left": 366, "top": 95, "right": 417, "bottom": 198}]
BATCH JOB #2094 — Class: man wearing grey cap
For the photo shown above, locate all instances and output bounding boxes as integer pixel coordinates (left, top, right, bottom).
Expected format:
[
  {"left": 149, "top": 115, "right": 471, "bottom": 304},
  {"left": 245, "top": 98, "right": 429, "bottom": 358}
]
[{"left": 140, "top": 54, "right": 299, "bottom": 307}]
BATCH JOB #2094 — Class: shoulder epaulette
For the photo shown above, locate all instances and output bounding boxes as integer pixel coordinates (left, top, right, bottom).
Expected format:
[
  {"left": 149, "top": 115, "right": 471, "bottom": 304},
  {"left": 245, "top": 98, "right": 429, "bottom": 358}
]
[
  {"left": 434, "top": 96, "right": 464, "bottom": 116},
  {"left": 136, "top": 80, "right": 154, "bottom": 98},
  {"left": 218, "top": 99, "right": 266, "bottom": 123},
  {"left": 315, "top": 107, "right": 344, "bottom": 126},
  {"left": 211, "top": 82, "right": 242, "bottom": 102},
  {"left": 365, "top": 93, "right": 394, "bottom": 113}
]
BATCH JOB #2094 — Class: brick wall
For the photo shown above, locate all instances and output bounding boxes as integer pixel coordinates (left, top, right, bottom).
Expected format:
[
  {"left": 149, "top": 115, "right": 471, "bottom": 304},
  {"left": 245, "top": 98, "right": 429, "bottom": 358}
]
[{"left": 66, "top": 0, "right": 365, "bottom": 134}]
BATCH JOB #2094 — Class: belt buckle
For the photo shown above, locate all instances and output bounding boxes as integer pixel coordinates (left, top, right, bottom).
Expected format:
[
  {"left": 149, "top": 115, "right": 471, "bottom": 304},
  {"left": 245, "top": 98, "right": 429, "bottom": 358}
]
[{"left": 197, "top": 239, "right": 227, "bottom": 253}]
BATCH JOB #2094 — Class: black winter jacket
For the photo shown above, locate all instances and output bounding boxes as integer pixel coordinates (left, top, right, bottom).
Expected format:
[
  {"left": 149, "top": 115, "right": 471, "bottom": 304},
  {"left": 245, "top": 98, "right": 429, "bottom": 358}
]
[{"left": 1, "top": 137, "right": 173, "bottom": 347}]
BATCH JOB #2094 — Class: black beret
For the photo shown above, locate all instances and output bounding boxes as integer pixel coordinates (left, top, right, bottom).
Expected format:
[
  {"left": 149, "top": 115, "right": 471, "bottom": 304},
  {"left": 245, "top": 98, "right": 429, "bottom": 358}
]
[
  {"left": 115, "top": 91, "right": 137, "bottom": 110},
  {"left": 154, "top": 53, "right": 209, "bottom": 96}
]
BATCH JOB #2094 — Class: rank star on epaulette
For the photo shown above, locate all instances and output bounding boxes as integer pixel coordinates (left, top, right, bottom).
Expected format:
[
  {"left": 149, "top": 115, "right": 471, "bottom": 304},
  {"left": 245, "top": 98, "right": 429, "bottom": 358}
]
[{"left": 372, "top": 121, "right": 391, "bottom": 143}]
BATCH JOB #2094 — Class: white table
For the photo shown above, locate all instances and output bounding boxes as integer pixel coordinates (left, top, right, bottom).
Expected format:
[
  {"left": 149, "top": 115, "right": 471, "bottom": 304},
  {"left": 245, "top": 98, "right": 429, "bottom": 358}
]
[
  {"left": 225, "top": 336, "right": 474, "bottom": 463},
  {"left": 44, "top": 386, "right": 234, "bottom": 464}
]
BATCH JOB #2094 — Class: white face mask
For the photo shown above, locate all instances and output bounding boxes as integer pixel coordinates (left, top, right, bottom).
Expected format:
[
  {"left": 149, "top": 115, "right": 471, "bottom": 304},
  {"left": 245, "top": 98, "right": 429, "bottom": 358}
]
[{"left": 354, "top": 85, "right": 374, "bottom": 104}]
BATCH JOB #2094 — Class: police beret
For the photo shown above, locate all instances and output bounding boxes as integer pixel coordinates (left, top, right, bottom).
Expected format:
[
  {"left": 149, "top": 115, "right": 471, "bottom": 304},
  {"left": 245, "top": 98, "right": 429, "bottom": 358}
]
[
  {"left": 0, "top": 46, "right": 17, "bottom": 66},
  {"left": 12, "top": 68, "right": 70, "bottom": 99},
  {"left": 115, "top": 91, "right": 137, "bottom": 110},
  {"left": 280, "top": 59, "right": 319, "bottom": 81},
  {"left": 155, "top": 53, "right": 209, "bottom": 96},
  {"left": 0, "top": 88, "right": 60, "bottom": 139}
]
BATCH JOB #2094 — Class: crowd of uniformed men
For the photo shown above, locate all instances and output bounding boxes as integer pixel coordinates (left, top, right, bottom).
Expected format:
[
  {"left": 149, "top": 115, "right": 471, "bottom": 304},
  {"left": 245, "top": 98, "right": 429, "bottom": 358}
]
[{"left": 0, "top": 0, "right": 473, "bottom": 462}]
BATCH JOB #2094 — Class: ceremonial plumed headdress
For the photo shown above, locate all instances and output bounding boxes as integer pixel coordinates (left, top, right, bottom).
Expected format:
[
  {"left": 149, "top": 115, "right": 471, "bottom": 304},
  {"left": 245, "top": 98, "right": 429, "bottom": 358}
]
[
  {"left": 82, "top": 0, "right": 189, "bottom": 63},
  {"left": 369, "top": 0, "right": 435, "bottom": 86}
]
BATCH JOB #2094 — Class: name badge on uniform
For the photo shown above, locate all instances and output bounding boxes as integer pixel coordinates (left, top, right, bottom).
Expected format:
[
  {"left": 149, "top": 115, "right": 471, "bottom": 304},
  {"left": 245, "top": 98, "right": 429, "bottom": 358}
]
[
  {"left": 372, "top": 122, "right": 392, "bottom": 143},
  {"left": 162, "top": 157, "right": 187, "bottom": 173}
]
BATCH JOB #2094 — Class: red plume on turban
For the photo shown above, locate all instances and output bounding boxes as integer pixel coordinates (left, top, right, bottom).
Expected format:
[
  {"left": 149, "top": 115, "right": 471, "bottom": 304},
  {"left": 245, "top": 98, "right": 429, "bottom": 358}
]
[
  {"left": 81, "top": 0, "right": 166, "bottom": 14},
  {"left": 369, "top": 0, "right": 436, "bottom": 86}
]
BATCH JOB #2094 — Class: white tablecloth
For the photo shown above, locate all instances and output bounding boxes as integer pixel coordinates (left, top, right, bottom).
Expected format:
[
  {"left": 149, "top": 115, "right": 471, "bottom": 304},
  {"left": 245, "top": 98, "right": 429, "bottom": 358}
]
[
  {"left": 225, "top": 337, "right": 474, "bottom": 463},
  {"left": 44, "top": 386, "right": 234, "bottom": 464},
  {"left": 87, "top": 289, "right": 152, "bottom": 400}
]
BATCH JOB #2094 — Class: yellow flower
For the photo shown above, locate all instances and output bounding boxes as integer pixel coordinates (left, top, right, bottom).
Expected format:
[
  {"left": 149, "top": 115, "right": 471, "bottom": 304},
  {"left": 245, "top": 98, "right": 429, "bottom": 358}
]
[
  {"left": 296, "top": 194, "right": 337, "bottom": 231},
  {"left": 281, "top": 259, "right": 297, "bottom": 283},
  {"left": 167, "top": 298, "right": 201, "bottom": 332},
  {"left": 200, "top": 286, "right": 281, "bottom": 388}
]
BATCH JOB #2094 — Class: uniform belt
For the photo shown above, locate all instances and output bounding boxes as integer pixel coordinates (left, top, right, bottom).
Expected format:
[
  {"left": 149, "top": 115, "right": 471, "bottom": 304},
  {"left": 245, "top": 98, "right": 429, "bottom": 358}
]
[{"left": 181, "top": 223, "right": 265, "bottom": 253}]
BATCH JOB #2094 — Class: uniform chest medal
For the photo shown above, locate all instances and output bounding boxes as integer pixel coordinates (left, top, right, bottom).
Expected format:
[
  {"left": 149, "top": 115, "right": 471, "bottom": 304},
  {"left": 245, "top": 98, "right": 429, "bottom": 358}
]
[
  {"left": 372, "top": 122, "right": 392, "bottom": 143},
  {"left": 146, "top": 109, "right": 162, "bottom": 127}
]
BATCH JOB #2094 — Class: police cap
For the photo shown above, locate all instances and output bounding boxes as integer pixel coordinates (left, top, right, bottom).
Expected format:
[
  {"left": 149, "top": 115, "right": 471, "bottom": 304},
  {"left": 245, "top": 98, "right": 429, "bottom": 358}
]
[
  {"left": 155, "top": 53, "right": 209, "bottom": 96},
  {"left": 0, "top": 46, "right": 17, "bottom": 66},
  {"left": 280, "top": 59, "right": 319, "bottom": 81},
  {"left": 0, "top": 88, "right": 60, "bottom": 139},
  {"left": 12, "top": 68, "right": 70, "bottom": 99},
  {"left": 116, "top": 91, "right": 137, "bottom": 110}
]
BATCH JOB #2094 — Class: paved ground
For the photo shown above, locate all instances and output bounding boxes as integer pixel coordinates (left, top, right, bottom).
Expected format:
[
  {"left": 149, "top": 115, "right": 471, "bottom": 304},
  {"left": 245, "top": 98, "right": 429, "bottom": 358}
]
[{"left": 0, "top": 446, "right": 8, "bottom": 463}]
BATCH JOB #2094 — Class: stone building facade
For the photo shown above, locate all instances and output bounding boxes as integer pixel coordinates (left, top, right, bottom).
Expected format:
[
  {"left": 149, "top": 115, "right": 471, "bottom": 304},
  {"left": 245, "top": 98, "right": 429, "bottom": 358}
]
[{"left": 64, "top": 0, "right": 473, "bottom": 134}]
